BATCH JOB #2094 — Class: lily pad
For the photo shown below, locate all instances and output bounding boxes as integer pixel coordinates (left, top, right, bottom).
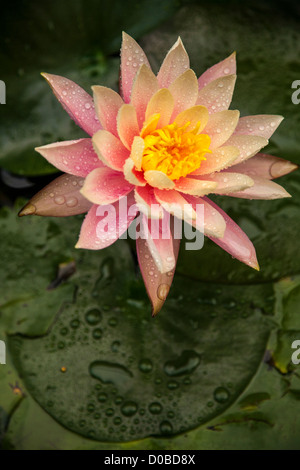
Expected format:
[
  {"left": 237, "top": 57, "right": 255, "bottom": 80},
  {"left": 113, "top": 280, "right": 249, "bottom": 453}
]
[{"left": 8, "top": 273, "right": 274, "bottom": 442}]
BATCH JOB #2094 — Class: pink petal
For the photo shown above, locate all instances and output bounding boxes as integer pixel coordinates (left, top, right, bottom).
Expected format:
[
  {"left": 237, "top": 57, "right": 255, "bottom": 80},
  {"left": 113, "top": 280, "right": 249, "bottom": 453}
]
[
  {"left": 169, "top": 69, "right": 198, "bottom": 119},
  {"left": 183, "top": 194, "right": 226, "bottom": 238},
  {"left": 154, "top": 188, "right": 199, "bottom": 224},
  {"left": 117, "top": 104, "right": 140, "bottom": 150},
  {"left": 175, "top": 177, "right": 217, "bottom": 196},
  {"left": 193, "top": 172, "right": 254, "bottom": 194},
  {"left": 130, "top": 136, "right": 144, "bottom": 171},
  {"left": 120, "top": 32, "right": 151, "bottom": 103},
  {"left": 173, "top": 105, "right": 209, "bottom": 132},
  {"left": 18, "top": 174, "right": 92, "bottom": 217},
  {"left": 198, "top": 52, "right": 236, "bottom": 90},
  {"left": 203, "top": 196, "right": 259, "bottom": 270},
  {"left": 228, "top": 153, "right": 298, "bottom": 179},
  {"left": 145, "top": 89, "right": 174, "bottom": 128},
  {"left": 92, "top": 130, "right": 129, "bottom": 171},
  {"left": 136, "top": 214, "right": 180, "bottom": 316},
  {"left": 134, "top": 185, "right": 164, "bottom": 219},
  {"left": 76, "top": 192, "right": 138, "bottom": 250},
  {"left": 139, "top": 212, "right": 176, "bottom": 273},
  {"left": 80, "top": 167, "right": 133, "bottom": 205},
  {"left": 140, "top": 113, "right": 161, "bottom": 137},
  {"left": 227, "top": 176, "right": 291, "bottom": 199},
  {"left": 190, "top": 145, "right": 240, "bottom": 175},
  {"left": 130, "top": 65, "right": 159, "bottom": 127},
  {"left": 123, "top": 158, "right": 146, "bottom": 186},
  {"left": 225, "top": 135, "right": 269, "bottom": 164},
  {"left": 92, "top": 86, "right": 124, "bottom": 137},
  {"left": 204, "top": 110, "right": 240, "bottom": 148},
  {"left": 35, "top": 139, "right": 103, "bottom": 177},
  {"left": 157, "top": 37, "right": 190, "bottom": 88},
  {"left": 144, "top": 171, "right": 175, "bottom": 189},
  {"left": 42, "top": 73, "right": 101, "bottom": 136},
  {"left": 234, "top": 115, "right": 284, "bottom": 139},
  {"left": 196, "top": 75, "right": 236, "bottom": 114}
]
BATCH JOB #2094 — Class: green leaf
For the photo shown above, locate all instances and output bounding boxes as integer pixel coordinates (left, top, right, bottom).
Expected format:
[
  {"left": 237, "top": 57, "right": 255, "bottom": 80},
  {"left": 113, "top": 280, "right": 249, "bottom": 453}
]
[{"left": 7, "top": 275, "right": 273, "bottom": 442}]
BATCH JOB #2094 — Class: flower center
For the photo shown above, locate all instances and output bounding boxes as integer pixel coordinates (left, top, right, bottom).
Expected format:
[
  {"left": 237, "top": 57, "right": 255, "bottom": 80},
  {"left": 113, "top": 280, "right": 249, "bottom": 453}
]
[{"left": 141, "top": 119, "right": 211, "bottom": 180}]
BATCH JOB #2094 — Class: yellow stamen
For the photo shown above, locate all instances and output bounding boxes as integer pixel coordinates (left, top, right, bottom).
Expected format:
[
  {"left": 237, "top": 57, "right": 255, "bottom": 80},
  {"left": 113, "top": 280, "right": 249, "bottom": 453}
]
[{"left": 141, "top": 117, "right": 211, "bottom": 180}]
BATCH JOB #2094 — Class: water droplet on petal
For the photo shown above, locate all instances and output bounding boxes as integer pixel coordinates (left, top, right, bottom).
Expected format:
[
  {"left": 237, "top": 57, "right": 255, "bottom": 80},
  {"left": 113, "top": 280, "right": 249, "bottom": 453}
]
[
  {"left": 54, "top": 196, "right": 66, "bottom": 205},
  {"left": 66, "top": 197, "right": 78, "bottom": 207},
  {"left": 157, "top": 283, "right": 170, "bottom": 300}
]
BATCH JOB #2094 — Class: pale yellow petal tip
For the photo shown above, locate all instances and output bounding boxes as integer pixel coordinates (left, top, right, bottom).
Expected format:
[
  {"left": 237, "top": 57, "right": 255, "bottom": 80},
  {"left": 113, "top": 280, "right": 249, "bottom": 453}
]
[
  {"left": 18, "top": 203, "right": 36, "bottom": 217},
  {"left": 253, "top": 262, "right": 260, "bottom": 272},
  {"left": 151, "top": 304, "right": 162, "bottom": 318},
  {"left": 41, "top": 72, "right": 51, "bottom": 81},
  {"left": 176, "top": 36, "right": 184, "bottom": 48},
  {"left": 91, "top": 84, "right": 104, "bottom": 94},
  {"left": 122, "top": 31, "right": 130, "bottom": 43},
  {"left": 271, "top": 161, "right": 298, "bottom": 179}
]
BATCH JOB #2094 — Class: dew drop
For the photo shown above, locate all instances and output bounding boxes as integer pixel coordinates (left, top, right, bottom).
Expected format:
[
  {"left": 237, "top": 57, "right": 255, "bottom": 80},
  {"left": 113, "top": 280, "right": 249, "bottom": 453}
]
[
  {"left": 111, "top": 341, "right": 120, "bottom": 352},
  {"left": 54, "top": 196, "right": 65, "bottom": 205},
  {"left": 138, "top": 359, "right": 153, "bottom": 373},
  {"left": 121, "top": 401, "right": 138, "bottom": 417},
  {"left": 164, "top": 350, "right": 201, "bottom": 377},
  {"left": 66, "top": 197, "right": 78, "bottom": 207},
  {"left": 149, "top": 402, "right": 162, "bottom": 415},
  {"left": 114, "top": 416, "right": 122, "bottom": 425},
  {"left": 70, "top": 319, "right": 80, "bottom": 329},
  {"left": 97, "top": 392, "right": 107, "bottom": 403},
  {"left": 92, "top": 328, "right": 103, "bottom": 340},
  {"left": 108, "top": 317, "right": 117, "bottom": 327},
  {"left": 89, "top": 361, "right": 133, "bottom": 386},
  {"left": 157, "top": 283, "right": 170, "bottom": 300},
  {"left": 85, "top": 308, "right": 102, "bottom": 325},
  {"left": 160, "top": 420, "right": 173, "bottom": 434},
  {"left": 214, "top": 386, "right": 230, "bottom": 403},
  {"left": 167, "top": 380, "right": 179, "bottom": 390},
  {"left": 105, "top": 408, "right": 114, "bottom": 417}
]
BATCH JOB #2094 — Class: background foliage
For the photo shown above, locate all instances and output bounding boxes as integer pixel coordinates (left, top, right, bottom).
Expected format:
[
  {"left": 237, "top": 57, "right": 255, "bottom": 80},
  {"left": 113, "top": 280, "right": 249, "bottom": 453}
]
[{"left": 0, "top": 0, "right": 300, "bottom": 449}]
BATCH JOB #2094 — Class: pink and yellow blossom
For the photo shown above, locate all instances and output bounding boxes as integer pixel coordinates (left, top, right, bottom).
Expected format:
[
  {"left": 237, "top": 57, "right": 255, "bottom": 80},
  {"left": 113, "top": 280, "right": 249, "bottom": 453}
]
[{"left": 19, "top": 33, "right": 297, "bottom": 315}]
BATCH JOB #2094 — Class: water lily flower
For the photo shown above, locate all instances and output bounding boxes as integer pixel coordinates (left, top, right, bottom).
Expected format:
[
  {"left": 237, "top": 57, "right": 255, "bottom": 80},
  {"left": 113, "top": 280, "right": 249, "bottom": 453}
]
[{"left": 19, "top": 33, "right": 297, "bottom": 316}]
